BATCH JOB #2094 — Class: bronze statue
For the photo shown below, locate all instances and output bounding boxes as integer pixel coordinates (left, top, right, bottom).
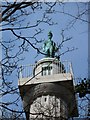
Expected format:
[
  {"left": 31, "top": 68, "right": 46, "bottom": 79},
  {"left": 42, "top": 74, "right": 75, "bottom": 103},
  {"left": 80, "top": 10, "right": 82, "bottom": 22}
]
[{"left": 43, "top": 31, "right": 58, "bottom": 58}]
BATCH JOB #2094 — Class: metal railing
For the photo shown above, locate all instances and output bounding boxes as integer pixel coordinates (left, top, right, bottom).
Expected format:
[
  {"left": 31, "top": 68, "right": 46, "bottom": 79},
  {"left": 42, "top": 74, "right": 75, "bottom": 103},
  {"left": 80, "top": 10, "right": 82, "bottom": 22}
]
[
  {"left": 18, "top": 61, "right": 73, "bottom": 79},
  {"left": 18, "top": 64, "right": 35, "bottom": 79}
]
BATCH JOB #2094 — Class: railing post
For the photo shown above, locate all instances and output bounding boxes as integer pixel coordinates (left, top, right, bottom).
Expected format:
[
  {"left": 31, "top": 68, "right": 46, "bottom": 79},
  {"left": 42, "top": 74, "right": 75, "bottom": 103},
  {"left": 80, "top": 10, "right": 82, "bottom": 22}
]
[
  {"left": 69, "top": 63, "right": 73, "bottom": 76},
  {"left": 19, "top": 65, "right": 23, "bottom": 79}
]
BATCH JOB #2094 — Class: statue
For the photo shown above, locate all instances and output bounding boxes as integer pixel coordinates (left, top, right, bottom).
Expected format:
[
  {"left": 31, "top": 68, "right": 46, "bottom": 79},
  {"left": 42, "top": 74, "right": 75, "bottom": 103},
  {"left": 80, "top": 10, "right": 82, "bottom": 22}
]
[{"left": 43, "top": 31, "right": 58, "bottom": 58}]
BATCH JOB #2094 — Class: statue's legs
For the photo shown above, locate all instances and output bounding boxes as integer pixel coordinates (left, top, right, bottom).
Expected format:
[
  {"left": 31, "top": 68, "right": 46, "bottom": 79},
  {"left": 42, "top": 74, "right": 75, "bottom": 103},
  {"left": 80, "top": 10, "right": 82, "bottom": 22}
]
[
  {"left": 49, "top": 47, "right": 54, "bottom": 58},
  {"left": 45, "top": 47, "right": 55, "bottom": 58},
  {"left": 45, "top": 49, "right": 50, "bottom": 57}
]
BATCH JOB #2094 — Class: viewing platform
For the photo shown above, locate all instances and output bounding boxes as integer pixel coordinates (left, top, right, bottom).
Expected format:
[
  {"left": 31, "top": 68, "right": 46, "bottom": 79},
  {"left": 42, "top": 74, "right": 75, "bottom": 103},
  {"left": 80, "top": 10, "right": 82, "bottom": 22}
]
[{"left": 18, "top": 58, "right": 75, "bottom": 86}]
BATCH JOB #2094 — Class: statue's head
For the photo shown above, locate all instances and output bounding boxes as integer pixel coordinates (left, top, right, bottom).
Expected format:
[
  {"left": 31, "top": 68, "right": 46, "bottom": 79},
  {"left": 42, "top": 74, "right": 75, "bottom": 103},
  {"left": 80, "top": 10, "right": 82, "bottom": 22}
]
[{"left": 48, "top": 31, "right": 53, "bottom": 39}]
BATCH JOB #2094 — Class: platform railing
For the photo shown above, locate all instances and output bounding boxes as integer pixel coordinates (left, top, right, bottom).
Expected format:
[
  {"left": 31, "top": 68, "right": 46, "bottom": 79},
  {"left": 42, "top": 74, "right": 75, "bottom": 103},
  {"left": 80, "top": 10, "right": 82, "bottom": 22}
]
[
  {"left": 18, "top": 61, "right": 73, "bottom": 79},
  {"left": 18, "top": 64, "right": 35, "bottom": 79}
]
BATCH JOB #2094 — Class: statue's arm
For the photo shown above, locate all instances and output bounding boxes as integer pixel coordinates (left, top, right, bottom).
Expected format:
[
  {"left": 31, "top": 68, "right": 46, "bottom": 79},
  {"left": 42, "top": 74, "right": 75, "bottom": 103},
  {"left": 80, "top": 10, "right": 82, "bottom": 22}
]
[{"left": 53, "top": 42, "right": 57, "bottom": 50}]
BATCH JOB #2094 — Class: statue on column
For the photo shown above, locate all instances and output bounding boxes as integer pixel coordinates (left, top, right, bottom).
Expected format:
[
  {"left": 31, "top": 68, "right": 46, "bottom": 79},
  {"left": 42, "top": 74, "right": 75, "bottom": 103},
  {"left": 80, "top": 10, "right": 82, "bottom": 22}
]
[{"left": 43, "top": 31, "right": 58, "bottom": 58}]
